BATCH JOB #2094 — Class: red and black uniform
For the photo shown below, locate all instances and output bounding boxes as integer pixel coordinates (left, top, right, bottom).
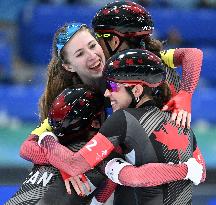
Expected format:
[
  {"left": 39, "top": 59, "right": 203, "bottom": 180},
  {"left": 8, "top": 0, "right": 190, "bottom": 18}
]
[
  {"left": 19, "top": 101, "right": 205, "bottom": 205},
  {"left": 16, "top": 48, "right": 203, "bottom": 204},
  {"left": 96, "top": 101, "right": 205, "bottom": 205},
  {"left": 6, "top": 135, "right": 119, "bottom": 205}
]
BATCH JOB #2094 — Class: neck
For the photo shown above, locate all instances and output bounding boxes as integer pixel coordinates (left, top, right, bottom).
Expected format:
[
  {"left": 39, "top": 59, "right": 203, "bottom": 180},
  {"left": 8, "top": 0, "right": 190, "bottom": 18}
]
[
  {"left": 136, "top": 96, "right": 152, "bottom": 108},
  {"left": 80, "top": 75, "right": 102, "bottom": 90}
]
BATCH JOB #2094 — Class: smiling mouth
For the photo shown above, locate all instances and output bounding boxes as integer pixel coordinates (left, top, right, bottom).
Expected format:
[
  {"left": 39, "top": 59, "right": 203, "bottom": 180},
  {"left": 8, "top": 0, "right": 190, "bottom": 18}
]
[
  {"left": 111, "top": 101, "right": 118, "bottom": 108},
  {"left": 89, "top": 60, "right": 103, "bottom": 71}
]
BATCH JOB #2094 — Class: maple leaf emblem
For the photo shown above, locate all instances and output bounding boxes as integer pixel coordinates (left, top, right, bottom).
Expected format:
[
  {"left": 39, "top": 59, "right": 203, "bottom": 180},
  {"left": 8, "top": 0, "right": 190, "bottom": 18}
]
[
  {"left": 153, "top": 123, "right": 189, "bottom": 152},
  {"left": 102, "top": 9, "right": 110, "bottom": 15},
  {"left": 127, "top": 2, "right": 143, "bottom": 13},
  {"left": 126, "top": 58, "right": 134, "bottom": 65},
  {"left": 138, "top": 58, "right": 143, "bottom": 64},
  {"left": 113, "top": 60, "right": 120, "bottom": 69}
]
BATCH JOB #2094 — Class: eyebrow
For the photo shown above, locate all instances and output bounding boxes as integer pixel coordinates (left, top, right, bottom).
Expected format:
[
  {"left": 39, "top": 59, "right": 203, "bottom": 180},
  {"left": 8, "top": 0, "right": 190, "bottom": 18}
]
[{"left": 74, "top": 40, "right": 95, "bottom": 55}]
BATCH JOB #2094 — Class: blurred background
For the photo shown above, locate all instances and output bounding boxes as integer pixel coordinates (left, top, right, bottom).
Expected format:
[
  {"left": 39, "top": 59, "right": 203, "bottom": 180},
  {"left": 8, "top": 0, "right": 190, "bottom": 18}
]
[{"left": 0, "top": 0, "right": 216, "bottom": 204}]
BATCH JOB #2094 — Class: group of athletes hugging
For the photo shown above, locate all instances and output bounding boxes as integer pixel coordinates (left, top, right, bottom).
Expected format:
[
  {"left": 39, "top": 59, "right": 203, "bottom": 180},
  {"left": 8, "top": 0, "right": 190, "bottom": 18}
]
[{"left": 6, "top": 1, "right": 205, "bottom": 205}]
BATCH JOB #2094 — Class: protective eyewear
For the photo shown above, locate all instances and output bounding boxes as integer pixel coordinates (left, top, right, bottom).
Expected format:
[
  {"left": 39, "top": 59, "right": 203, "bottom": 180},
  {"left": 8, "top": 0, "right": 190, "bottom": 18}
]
[
  {"left": 96, "top": 33, "right": 111, "bottom": 38},
  {"left": 106, "top": 81, "right": 136, "bottom": 92}
]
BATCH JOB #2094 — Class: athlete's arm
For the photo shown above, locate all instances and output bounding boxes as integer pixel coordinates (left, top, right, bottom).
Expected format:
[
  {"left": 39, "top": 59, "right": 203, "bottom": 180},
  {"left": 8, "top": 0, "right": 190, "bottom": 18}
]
[
  {"left": 161, "top": 48, "right": 203, "bottom": 128},
  {"left": 174, "top": 48, "right": 203, "bottom": 95},
  {"left": 160, "top": 48, "right": 203, "bottom": 94},
  {"left": 20, "top": 134, "right": 49, "bottom": 164},
  {"left": 105, "top": 157, "right": 204, "bottom": 187},
  {"left": 103, "top": 128, "right": 205, "bottom": 187},
  {"left": 19, "top": 119, "right": 52, "bottom": 164}
]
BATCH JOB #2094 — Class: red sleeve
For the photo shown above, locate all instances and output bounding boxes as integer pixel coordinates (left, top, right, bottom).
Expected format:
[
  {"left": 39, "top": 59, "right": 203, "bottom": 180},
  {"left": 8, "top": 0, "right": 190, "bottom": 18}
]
[
  {"left": 39, "top": 132, "right": 115, "bottom": 176},
  {"left": 193, "top": 146, "right": 206, "bottom": 182},
  {"left": 40, "top": 135, "right": 91, "bottom": 176},
  {"left": 20, "top": 131, "right": 115, "bottom": 177},
  {"left": 118, "top": 163, "right": 188, "bottom": 187},
  {"left": 20, "top": 134, "right": 49, "bottom": 164},
  {"left": 95, "top": 179, "right": 117, "bottom": 203},
  {"left": 173, "top": 48, "right": 203, "bottom": 94}
]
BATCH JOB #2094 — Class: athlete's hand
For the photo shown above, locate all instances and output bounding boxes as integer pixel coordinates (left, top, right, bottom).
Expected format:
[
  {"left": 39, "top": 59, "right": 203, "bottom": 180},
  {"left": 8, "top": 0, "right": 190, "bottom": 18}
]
[
  {"left": 162, "top": 90, "right": 192, "bottom": 128},
  {"left": 38, "top": 132, "right": 59, "bottom": 146},
  {"left": 64, "top": 174, "right": 91, "bottom": 196},
  {"left": 60, "top": 170, "right": 91, "bottom": 196},
  {"left": 184, "top": 158, "right": 203, "bottom": 185}
]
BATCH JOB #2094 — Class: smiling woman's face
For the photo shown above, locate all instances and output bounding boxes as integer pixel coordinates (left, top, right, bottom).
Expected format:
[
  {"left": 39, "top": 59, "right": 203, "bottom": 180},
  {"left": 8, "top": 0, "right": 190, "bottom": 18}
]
[
  {"left": 104, "top": 84, "right": 132, "bottom": 112},
  {"left": 62, "top": 29, "right": 106, "bottom": 81}
]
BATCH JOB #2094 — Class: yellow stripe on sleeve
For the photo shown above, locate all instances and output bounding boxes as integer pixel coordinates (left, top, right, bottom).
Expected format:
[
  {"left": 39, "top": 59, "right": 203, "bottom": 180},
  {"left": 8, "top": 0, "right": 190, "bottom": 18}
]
[
  {"left": 160, "top": 49, "right": 176, "bottom": 69},
  {"left": 31, "top": 118, "right": 52, "bottom": 136}
]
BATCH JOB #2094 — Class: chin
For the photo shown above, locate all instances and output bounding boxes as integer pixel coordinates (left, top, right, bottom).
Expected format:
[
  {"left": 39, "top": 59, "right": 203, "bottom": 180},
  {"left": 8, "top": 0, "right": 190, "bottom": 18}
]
[
  {"left": 112, "top": 106, "right": 119, "bottom": 112},
  {"left": 91, "top": 71, "right": 103, "bottom": 78}
]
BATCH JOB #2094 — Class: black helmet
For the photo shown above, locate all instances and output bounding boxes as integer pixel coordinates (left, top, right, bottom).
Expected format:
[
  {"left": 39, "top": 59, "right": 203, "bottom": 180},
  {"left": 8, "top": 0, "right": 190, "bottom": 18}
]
[
  {"left": 104, "top": 49, "right": 166, "bottom": 87},
  {"left": 48, "top": 87, "right": 103, "bottom": 138},
  {"left": 92, "top": 1, "right": 154, "bottom": 37}
]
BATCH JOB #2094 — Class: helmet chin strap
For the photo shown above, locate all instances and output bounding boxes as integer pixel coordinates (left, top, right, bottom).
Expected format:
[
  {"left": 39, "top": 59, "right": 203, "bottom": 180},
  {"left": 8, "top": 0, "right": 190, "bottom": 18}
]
[{"left": 103, "top": 37, "right": 123, "bottom": 57}]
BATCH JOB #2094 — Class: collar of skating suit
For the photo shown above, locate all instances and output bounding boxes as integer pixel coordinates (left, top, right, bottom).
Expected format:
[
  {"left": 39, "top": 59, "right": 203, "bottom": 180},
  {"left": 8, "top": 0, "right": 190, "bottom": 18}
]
[{"left": 138, "top": 100, "right": 155, "bottom": 108}]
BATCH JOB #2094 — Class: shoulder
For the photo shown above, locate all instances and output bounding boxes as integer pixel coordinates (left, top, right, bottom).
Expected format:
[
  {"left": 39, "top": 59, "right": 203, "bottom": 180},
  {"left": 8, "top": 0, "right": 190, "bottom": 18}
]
[
  {"left": 31, "top": 118, "right": 52, "bottom": 136},
  {"left": 105, "top": 109, "right": 126, "bottom": 122},
  {"left": 160, "top": 49, "right": 176, "bottom": 69}
]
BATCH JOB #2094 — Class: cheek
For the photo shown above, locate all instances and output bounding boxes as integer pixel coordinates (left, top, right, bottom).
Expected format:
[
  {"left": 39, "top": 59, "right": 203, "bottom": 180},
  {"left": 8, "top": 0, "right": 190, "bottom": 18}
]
[
  {"left": 123, "top": 97, "right": 131, "bottom": 107},
  {"left": 72, "top": 59, "right": 87, "bottom": 72},
  {"left": 96, "top": 46, "right": 105, "bottom": 59},
  {"left": 123, "top": 92, "right": 132, "bottom": 106}
]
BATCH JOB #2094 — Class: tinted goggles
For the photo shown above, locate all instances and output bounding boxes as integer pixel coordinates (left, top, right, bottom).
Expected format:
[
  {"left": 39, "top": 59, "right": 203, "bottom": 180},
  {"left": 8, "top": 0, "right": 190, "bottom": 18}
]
[{"left": 106, "top": 81, "right": 136, "bottom": 92}]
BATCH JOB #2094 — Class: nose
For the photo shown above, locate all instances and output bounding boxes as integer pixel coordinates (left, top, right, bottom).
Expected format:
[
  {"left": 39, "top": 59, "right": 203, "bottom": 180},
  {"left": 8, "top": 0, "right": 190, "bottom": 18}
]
[
  {"left": 87, "top": 49, "right": 97, "bottom": 60},
  {"left": 104, "top": 89, "right": 111, "bottom": 97}
]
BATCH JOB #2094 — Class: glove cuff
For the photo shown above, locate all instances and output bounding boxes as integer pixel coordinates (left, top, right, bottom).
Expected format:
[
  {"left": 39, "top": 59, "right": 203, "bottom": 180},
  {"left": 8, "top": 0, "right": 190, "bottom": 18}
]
[
  {"left": 38, "top": 132, "right": 58, "bottom": 147},
  {"left": 105, "top": 158, "right": 131, "bottom": 185}
]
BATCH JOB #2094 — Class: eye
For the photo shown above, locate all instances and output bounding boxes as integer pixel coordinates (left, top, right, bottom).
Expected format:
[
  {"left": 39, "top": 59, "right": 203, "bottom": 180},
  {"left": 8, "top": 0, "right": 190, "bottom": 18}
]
[
  {"left": 89, "top": 43, "right": 96, "bottom": 49},
  {"left": 76, "top": 51, "right": 83, "bottom": 57}
]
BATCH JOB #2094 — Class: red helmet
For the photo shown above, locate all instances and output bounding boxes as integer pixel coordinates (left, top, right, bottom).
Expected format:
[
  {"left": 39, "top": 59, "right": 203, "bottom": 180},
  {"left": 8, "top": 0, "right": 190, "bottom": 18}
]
[
  {"left": 48, "top": 87, "right": 103, "bottom": 138},
  {"left": 92, "top": 1, "right": 154, "bottom": 37}
]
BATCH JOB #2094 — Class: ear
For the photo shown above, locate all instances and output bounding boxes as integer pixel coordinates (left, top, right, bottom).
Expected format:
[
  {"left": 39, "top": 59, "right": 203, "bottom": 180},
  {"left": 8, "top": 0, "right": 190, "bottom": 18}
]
[
  {"left": 91, "top": 119, "right": 101, "bottom": 129},
  {"left": 110, "top": 35, "right": 121, "bottom": 51},
  {"left": 132, "top": 84, "right": 144, "bottom": 98},
  {"left": 62, "top": 63, "right": 75, "bottom": 72}
]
